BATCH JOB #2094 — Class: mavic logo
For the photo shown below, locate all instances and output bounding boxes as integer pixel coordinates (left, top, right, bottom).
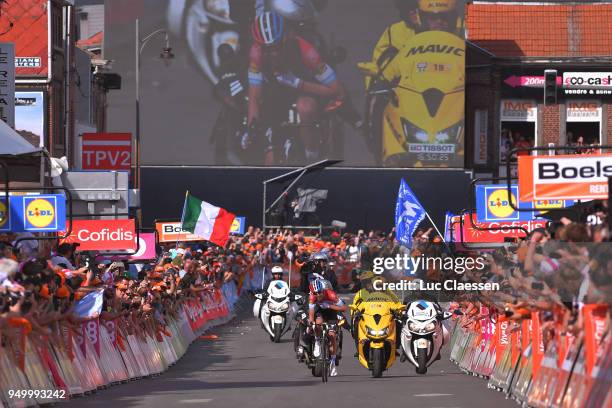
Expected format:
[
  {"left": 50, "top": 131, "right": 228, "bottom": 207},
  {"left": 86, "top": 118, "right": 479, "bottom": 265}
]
[{"left": 406, "top": 44, "right": 464, "bottom": 57}]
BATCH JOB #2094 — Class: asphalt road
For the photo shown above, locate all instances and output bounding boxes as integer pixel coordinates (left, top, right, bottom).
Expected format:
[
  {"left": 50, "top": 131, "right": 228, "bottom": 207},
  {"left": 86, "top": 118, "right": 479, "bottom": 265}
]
[{"left": 63, "top": 297, "right": 516, "bottom": 408}]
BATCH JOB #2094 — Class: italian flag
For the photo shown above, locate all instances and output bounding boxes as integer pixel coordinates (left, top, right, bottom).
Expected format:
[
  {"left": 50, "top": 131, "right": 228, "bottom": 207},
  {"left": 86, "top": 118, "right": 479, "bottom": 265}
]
[{"left": 181, "top": 193, "right": 235, "bottom": 247}]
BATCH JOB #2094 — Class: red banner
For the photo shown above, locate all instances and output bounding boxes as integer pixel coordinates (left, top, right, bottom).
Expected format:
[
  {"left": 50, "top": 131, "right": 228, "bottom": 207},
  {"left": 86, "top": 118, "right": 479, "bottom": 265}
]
[
  {"left": 183, "top": 290, "right": 230, "bottom": 331},
  {"left": 452, "top": 213, "right": 547, "bottom": 243},
  {"left": 61, "top": 219, "right": 136, "bottom": 251},
  {"left": 583, "top": 304, "right": 608, "bottom": 376},
  {"left": 82, "top": 133, "right": 132, "bottom": 171}
]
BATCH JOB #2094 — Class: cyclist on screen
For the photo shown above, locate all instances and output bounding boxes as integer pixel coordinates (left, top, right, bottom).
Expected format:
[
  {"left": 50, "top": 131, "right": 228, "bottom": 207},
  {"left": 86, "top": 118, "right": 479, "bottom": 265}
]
[{"left": 244, "top": 11, "right": 345, "bottom": 164}]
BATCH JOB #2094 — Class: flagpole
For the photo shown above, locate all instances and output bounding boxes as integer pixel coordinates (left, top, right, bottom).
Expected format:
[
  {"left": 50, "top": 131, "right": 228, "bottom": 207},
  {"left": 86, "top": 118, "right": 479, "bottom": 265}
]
[
  {"left": 424, "top": 211, "right": 446, "bottom": 244},
  {"left": 177, "top": 190, "right": 189, "bottom": 250}
]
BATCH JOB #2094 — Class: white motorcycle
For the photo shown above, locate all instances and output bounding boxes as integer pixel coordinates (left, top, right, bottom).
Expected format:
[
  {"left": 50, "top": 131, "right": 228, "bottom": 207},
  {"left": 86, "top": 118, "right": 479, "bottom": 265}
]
[
  {"left": 253, "top": 280, "right": 301, "bottom": 342},
  {"left": 400, "top": 300, "right": 451, "bottom": 374}
]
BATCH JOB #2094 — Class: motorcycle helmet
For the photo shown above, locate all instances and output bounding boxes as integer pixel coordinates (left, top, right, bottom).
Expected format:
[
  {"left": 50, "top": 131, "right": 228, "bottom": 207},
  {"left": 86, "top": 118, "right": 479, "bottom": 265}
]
[
  {"left": 418, "top": 0, "right": 456, "bottom": 13},
  {"left": 271, "top": 265, "right": 284, "bottom": 279},
  {"left": 269, "top": 0, "right": 316, "bottom": 22},
  {"left": 418, "top": 0, "right": 458, "bottom": 32},
  {"left": 252, "top": 11, "right": 285, "bottom": 46}
]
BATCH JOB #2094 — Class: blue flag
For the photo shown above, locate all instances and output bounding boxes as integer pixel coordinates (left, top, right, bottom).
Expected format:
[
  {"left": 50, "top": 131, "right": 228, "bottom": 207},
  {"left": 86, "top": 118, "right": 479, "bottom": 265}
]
[
  {"left": 395, "top": 179, "right": 426, "bottom": 246},
  {"left": 73, "top": 289, "right": 104, "bottom": 318}
]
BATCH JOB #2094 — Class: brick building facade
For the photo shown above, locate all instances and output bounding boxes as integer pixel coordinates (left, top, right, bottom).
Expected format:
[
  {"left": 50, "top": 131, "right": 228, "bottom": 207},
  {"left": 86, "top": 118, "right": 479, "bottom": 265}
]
[{"left": 464, "top": 1, "right": 612, "bottom": 174}]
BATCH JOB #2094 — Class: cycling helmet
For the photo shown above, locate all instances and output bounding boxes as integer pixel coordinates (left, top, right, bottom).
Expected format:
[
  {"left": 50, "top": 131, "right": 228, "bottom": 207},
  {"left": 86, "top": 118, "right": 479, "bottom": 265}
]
[
  {"left": 418, "top": 0, "right": 456, "bottom": 13},
  {"left": 252, "top": 11, "right": 285, "bottom": 46},
  {"left": 309, "top": 278, "right": 325, "bottom": 294},
  {"left": 271, "top": 265, "right": 284, "bottom": 274},
  {"left": 270, "top": 0, "right": 316, "bottom": 22}
]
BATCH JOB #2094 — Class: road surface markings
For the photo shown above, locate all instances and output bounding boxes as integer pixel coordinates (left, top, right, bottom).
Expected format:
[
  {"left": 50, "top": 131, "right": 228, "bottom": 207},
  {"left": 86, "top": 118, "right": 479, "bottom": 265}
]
[
  {"left": 179, "top": 399, "right": 213, "bottom": 404},
  {"left": 414, "top": 393, "right": 454, "bottom": 397}
]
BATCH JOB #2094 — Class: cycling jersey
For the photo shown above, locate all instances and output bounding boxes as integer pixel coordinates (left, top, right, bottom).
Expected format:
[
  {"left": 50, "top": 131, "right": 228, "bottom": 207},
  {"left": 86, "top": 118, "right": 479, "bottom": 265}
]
[
  {"left": 308, "top": 288, "right": 342, "bottom": 309},
  {"left": 248, "top": 36, "right": 337, "bottom": 87}
]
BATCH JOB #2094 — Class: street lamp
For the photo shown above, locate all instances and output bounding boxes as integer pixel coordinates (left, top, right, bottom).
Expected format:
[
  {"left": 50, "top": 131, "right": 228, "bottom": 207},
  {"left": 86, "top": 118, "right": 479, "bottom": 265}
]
[{"left": 134, "top": 18, "right": 174, "bottom": 195}]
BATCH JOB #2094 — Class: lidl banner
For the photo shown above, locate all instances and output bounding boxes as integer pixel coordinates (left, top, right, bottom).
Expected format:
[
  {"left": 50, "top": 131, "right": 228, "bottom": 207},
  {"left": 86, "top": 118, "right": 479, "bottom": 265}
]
[
  {"left": 230, "top": 217, "right": 245, "bottom": 235},
  {"left": 475, "top": 184, "right": 575, "bottom": 222},
  {"left": 0, "top": 194, "right": 66, "bottom": 232},
  {"left": 518, "top": 154, "right": 612, "bottom": 201}
]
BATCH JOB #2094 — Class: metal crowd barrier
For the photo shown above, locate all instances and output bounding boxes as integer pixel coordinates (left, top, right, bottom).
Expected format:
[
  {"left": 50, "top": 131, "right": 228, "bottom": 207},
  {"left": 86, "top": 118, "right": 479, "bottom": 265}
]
[{"left": 0, "top": 286, "right": 243, "bottom": 407}]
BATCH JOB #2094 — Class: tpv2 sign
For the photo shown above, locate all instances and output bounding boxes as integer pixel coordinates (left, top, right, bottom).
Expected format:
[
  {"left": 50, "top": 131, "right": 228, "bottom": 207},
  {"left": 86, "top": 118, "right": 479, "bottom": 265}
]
[{"left": 82, "top": 133, "right": 132, "bottom": 170}]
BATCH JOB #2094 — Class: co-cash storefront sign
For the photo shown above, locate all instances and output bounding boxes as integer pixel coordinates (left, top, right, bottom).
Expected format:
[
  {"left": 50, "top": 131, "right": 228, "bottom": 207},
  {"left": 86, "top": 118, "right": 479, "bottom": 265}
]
[
  {"left": 562, "top": 72, "right": 612, "bottom": 97},
  {"left": 0, "top": 194, "right": 66, "bottom": 232}
]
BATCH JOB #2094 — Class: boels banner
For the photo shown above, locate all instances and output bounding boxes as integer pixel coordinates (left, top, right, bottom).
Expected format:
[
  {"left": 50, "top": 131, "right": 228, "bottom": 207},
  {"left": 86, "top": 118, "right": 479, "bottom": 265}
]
[
  {"left": 157, "top": 217, "right": 246, "bottom": 242},
  {"left": 518, "top": 154, "right": 612, "bottom": 201},
  {"left": 61, "top": 219, "right": 136, "bottom": 251},
  {"left": 475, "top": 184, "right": 575, "bottom": 223},
  {"left": 0, "top": 194, "right": 66, "bottom": 232},
  {"left": 450, "top": 213, "right": 547, "bottom": 243},
  {"left": 156, "top": 221, "right": 205, "bottom": 243}
]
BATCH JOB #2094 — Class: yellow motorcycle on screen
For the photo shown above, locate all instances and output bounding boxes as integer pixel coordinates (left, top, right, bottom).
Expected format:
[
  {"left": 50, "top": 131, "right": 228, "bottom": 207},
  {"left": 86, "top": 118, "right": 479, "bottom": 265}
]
[
  {"left": 358, "top": 30, "right": 465, "bottom": 167},
  {"left": 350, "top": 299, "right": 405, "bottom": 378}
]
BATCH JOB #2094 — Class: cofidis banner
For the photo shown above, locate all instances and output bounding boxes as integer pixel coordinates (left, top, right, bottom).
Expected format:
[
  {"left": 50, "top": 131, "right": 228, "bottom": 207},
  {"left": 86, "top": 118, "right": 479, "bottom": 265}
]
[
  {"left": 0, "top": 194, "right": 66, "bottom": 232},
  {"left": 475, "top": 184, "right": 575, "bottom": 222}
]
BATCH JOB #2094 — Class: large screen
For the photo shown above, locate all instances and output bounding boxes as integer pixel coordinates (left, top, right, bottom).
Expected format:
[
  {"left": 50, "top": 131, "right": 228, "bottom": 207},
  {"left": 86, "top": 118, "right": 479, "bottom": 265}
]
[{"left": 105, "top": 0, "right": 465, "bottom": 167}]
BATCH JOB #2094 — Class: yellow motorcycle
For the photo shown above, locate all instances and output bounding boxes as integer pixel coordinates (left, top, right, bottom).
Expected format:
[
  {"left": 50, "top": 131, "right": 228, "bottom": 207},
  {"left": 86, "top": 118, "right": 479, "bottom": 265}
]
[
  {"left": 358, "top": 30, "right": 465, "bottom": 168},
  {"left": 350, "top": 299, "right": 405, "bottom": 378}
]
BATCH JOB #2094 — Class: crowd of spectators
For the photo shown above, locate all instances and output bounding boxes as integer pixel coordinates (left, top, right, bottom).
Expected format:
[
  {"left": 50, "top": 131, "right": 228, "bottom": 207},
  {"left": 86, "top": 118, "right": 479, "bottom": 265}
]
[
  {"left": 440, "top": 204, "right": 611, "bottom": 349},
  {"left": 0, "top": 226, "right": 407, "bottom": 350},
  {"left": 1, "top": 198, "right": 609, "bottom": 362}
]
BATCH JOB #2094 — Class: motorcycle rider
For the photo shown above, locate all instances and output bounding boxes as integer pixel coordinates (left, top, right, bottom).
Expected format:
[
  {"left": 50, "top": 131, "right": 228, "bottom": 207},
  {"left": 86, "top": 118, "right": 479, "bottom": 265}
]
[
  {"left": 256, "top": 265, "right": 286, "bottom": 319},
  {"left": 307, "top": 278, "right": 347, "bottom": 376},
  {"left": 245, "top": 11, "right": 346, "bottom": 164},
  {"left": 351, "top": 271, "right": 402, "bottom": 354}
]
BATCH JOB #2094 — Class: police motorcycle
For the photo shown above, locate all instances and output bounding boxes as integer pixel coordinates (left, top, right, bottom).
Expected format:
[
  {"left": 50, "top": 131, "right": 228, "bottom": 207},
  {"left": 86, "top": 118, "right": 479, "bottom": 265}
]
[
  {"left": 253, "top": 266, "right": 302, "bottom": 342},
  {"left": 400, "top": 299, "right": 451, "bottom": 374}
]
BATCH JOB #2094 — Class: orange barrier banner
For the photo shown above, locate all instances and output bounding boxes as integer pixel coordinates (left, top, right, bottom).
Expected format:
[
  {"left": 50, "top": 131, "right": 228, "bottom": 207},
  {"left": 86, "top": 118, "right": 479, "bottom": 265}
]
[
  {"left": 518, "top": 154, "right": 612, "bottom": 201},
  {"left": 582, "top": 304, "right": 608, "bottom": 376},
  {"left": 531, "top": 312, "right": 544, "bottom": 377}
]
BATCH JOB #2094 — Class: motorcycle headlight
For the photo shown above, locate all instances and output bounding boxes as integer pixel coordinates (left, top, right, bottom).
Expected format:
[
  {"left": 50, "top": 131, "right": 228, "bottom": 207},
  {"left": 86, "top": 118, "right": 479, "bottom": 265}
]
[
  {"left": 425, "top": 322, "right": 436, "bottom": 332},
  {"left": 402, "top": 119, "right": 429, "bottom": 143},
  {"left": 408, "top": 322, "right": 419, "bottom": 332},
  {"left": 366, "top": 326, "right": 388, "bottom": 337},
  {"left": 436, "top": 123, "right": 463, "bottom": 142},
  {"left": 268, "top": 301, "right": 289, "bottom": 312}
]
